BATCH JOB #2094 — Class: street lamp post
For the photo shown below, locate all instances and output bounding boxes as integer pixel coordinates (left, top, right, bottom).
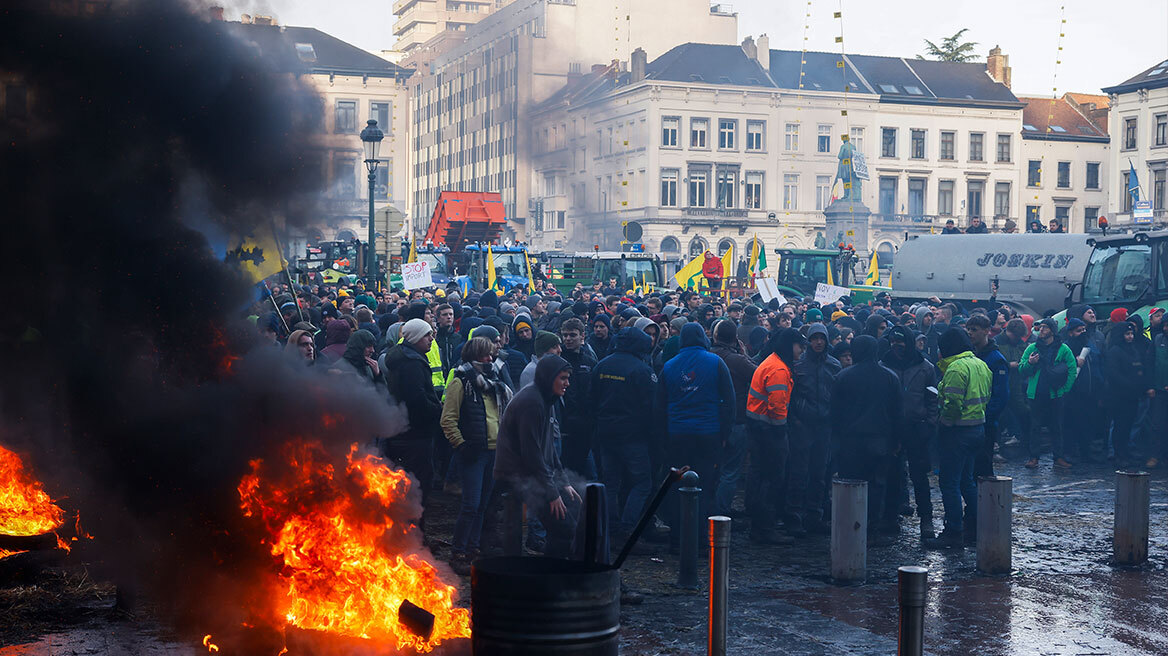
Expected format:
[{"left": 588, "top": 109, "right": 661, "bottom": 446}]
[{"left": 360, "top": 119, "right": 385, "bottom": 287}]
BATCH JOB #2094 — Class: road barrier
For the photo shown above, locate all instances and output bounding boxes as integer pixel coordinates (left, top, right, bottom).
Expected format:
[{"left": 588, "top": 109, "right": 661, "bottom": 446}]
[
  {"left": 678, "top": 470, "right": 701, "bottom": 589},
  {"left": 707, "top": 516, "right": 731, "bottom": 656},
  {"left": 1114, "top": 470, "right": 1150, "bottom": 565},
  {"left": 831, "top": 478, "right": 867, "bottom": 582},
  {"left": 976, "top": 476, "right": 1012, "bottom": 574}
]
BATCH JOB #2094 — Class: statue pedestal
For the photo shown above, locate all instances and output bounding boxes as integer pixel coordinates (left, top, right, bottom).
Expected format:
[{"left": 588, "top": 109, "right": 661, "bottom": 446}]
[{"left": 824, "top": 200, "right": 872, "bottom": 253}]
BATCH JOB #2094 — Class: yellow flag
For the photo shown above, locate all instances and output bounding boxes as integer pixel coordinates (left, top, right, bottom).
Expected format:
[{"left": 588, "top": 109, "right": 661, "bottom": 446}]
[
  {"left": 226, "top": 227, "right": 285, "bottom": 283},
  {"left": 407, "top": 238, "right": 417, "bottom": 263},
  {"left": 673, "top": 252, "right": 705, "bottom": 289},
  {"left": 826, "top": 259, "right": 835, "bottom": 286},
  {"left": 523, "top": 248, "right": 536, "bottom": 292},
  {"left": 642, "top": 271, "right": 647, "bottom": 293},
  {"left": 720, "top": 246, "right": 733, "bottom": 290},
  {"left": 864, "top": 250, "right": 880, "bottom": 286},
  {"left": 487, "top": 245, "right": 498, "bottom": 291}
]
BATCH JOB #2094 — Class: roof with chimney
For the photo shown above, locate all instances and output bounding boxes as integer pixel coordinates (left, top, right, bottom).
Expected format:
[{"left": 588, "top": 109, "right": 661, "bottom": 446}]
[
  {"left": 1064, "top": 92, "right": 1110, "bottom": 110},
  {"left": 636, "top": 43, "right": 1021, "bottom": 109},
  {"left": 1103, "top": 59, "right": 1168, "bottom": 95},
  {"left": 225, "top": 22, "right": 412, "bottom": 79},
  {"left": 1017, "top": 96, "right": 1108, "bottom": 143}
]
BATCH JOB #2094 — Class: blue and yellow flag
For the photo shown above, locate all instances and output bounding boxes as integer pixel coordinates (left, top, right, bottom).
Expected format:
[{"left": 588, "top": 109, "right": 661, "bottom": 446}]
[
  {"left": 225, "top": 227, "right": 284, "bottom": 283},
  {"left": 407, "top": 238, "right": 417, "bottom": 264},
  {"left": 864, "top": 250, "right": 880, "bottom": 286},
  {"left": 487, "top": 245, "right": 498, "bottom": 291},
  {"left": 673, "top": 252, "right": 705, "bottom": 289},
  {"left": 523, "top": 248, "right": 536, "bottom": 292}
]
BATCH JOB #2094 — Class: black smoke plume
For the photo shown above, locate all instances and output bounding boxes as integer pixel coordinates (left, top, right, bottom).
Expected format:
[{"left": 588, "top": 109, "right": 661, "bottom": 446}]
[{"left": 0, "top": 0, "right": 413, "bottom": 647}]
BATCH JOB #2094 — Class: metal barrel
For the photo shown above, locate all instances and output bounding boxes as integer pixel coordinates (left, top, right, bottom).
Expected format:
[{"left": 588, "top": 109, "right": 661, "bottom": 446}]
[
  {"left": 472, "top": 556, "right": 620, "bottom": 656},
  {"left": 678, "top": 470, "right": 701, "bottom": 589},
  {"left": 976, "top": 476, "right": 1012, "bottom": 575},
  {"left": 831, "top": 478, "right": 867, "bottom": 582},
  {"left": 897, "top": 566, "right": 928, "bottom": 656},
  {"left": 1114, "top": 470, "right": 1150, "bottom": 565},
  {"left": 708, "top": 516, "right": 731, "bottom": 656},
  {"left": 501, "top": 491, "right": 523, "bottom": 557}
]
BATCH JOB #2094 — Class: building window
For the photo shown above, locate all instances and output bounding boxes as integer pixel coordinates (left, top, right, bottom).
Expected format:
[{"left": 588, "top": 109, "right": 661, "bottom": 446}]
[
  {"left": 1157, "top": 114, "right": 1168, "bottom": 146},
  {"left": 660, "top": 169, "right": 678, "bottom": 206},
  {"left": 334, "top": 100, "right": 357, "bottom": 133},
  {"left": 333, "top": 156, "right": 356, "bottom": 197},
  {"left": 370, "top": 102, "right": 391, "bottom": 134},
  {"left": 908, "top": 178, "right": 926, "bottom": 217},
  {"left": 879, "top": 176, "right": 897, "bottom": 215},
  {"left": 715, "top": 168, "right": 737, "bottom": 208},
  {"left": 374, "top": 164, "right": 389, "bottom": 200},
  {"left": 689, "top": 170, "right": 708, "bottom": 207},
  {"left": 544, "top": 173, "right": 557, "bottom": 197},
  {"left": 1028, "top": 160, "right": 1042, "bottom": 187},
  {"left": 969, "top": 133, "right": 984, "bottom": 162},
  {"left": 938, "top": 180, "right": 954, "bottom": 216},
  {"left": 1085, "top": 206, "right": 1100, "bottom": 225},
  {"left": 910, "top": 129, "right": 925, "bottom": 159},
  {"left": 691, "top": 118, "right": 708, "bottom": 149},
  {"left": 1057, "top": 162, "right": 1071, "bottom": 189},
  {"left": 718, "top": 119, "right": 737, "bottom": 150},
  {"left": 967, "top": 180, "right": 984, "bottom": 219},
  {"left": 1055, "top": 206, "right": 1070, "bottom": 224},
  {"left": 817, "top": 124, "right": 832, "bottom": 153},
  {"left": 746, "top": 120, "right": 765, "bottom": 151},
  {"left": 1156, "top": 169, "right": 1166, "bottom": 210},
  {"left": 783, "top": 174, "right": 799, "bottom": 210},
  {"left": 1122, "top": 171, "right": 1134, "bottom": 212},
  {"left": 1125, "top": 117, "right": 1138, "bottom": 150},
  {"left": 940, "top": 131, "right": 955, "bottom": 160},
  {"left": 996, "top": 134, "right": 1011, "bottom": 163},
  {"left": 815, "top": 175, "right": 832, "bottom": 210},
  {"left": 994, "top": 182, "right": 1010, "bottom": 218},
  {"left": 784, "top": 123, "right": 800, "bottom": 151},
  {"left": 662, "top": 117, "right": 679, "bottom": 147},
  {"left": 849, "top": 126, "right": 865, "bottom": 153},
  {"left": 881, "top": 127, "right": 897, "bottom": 158},
  {"left": 1085, "top": 162, "right": 1100, "bottom": 190},
  {"left": 555, "top": 210, "right": 566, "bottom": 230},
  {"left": 745, "top": 171, "right": 763, "bottom": 209}
]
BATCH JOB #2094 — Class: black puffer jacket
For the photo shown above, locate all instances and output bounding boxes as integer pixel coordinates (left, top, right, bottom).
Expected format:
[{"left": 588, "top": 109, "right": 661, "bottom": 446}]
[
  {"left": 832, "top": 335, "right": 902, "bottom": 452},
  {"left": 881, "top": 325, "right": 938, "bottom": 424},
  {"left": 710, "top": 339, "right": 757, "bottom": 425},
  {"left": 560, "top": 344, "right": 598, "bottom": 437},
  {"left": 383, "top": 341, "right": 443, "bottom": 442},
  {"left": 791, "top": 324, "right": 841, "bottom": 423},
  {"left": 592, "top": 328, "right": 658, "bottom": 443}
]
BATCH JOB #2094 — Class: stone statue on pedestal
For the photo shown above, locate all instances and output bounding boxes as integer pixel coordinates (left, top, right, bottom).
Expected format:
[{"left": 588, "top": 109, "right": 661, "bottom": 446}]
[{"left": 833, "top": 135, "right": 863, "bottom": 203}]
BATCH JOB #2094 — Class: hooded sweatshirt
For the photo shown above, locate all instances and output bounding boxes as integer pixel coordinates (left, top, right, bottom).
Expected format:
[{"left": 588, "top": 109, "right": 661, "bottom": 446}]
[
  {"left": 791, "top": 324, "right": 841, "bottom": 423},
  {"left": 588, "top": 314, "right": 615, "bottom": 361},
  {"left": 319, "top": 319, "right": 352, "bottom": 363},
  {"left": 880, "top": 325, "right": 938, "bottom": 424},
  {"left": 337, "top": 329, "right": 381, "bottom": 384},
  {"left": 592, "top": 327, "right": 658, "bottom": 443},
  {"left": 831, "top": 335, "right": 902, "bottom": 448},
  {"left": 660, "top": 323, "right": 735, "bottom": 435},
  {"left": 494, "top": 354, "right": 572, "bottom": 504},
  {"left": 711, "top": 321, "right": 758, "bottom": 425}
]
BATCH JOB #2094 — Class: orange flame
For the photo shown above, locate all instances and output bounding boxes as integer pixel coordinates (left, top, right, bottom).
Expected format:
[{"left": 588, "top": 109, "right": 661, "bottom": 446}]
[
  {"left": 202, "top": 634, "right": 220, "bottom": 652},
  {"left": 239, "top": 440, "right": 471, "bottom": 653},
  {"left": 0, "top": 444, "right": 65, "bottom": 538}
]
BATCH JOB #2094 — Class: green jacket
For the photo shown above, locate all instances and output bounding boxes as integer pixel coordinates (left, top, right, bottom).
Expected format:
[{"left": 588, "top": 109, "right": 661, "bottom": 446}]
[
  {"left": 1154, "top": 334, "right": 1168, "bottom": 390},
  {"left": 1018, "top": 341, "right": 1077, "bottom": 400},
  {"left": 937, "top": 351, "right": 992, "bottom": 427}
]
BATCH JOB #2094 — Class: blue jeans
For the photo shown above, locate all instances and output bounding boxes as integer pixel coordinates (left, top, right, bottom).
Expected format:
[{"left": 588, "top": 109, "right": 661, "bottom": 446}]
[
  {"left": 599, "top": 439, "right": 653, "bottom": 533},
  {"left": 452, "top": 446, "right": 495, "bottom": 555},
  {"left": 716, "top": 425, "right": 748, "bottom": 516},
  {"left": 937, "top": 425, "right": 982, "bottom": 534}
]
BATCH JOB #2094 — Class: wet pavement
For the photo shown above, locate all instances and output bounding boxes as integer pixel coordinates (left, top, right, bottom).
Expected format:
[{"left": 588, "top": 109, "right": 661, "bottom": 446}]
[{"left": 2, "top": 457, "right": 1166, "bottom": 655}]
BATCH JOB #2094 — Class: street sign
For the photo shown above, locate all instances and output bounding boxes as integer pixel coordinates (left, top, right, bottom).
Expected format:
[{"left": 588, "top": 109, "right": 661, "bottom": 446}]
[
  {"left": 401, "top": 260, "right": 434, "bottom": 290},
  {"left": 1134, "top": 200, "right": 1154, "bottom": 224},
  {"left": 851, "top": 151, "right": 870, "bottom": 181}
]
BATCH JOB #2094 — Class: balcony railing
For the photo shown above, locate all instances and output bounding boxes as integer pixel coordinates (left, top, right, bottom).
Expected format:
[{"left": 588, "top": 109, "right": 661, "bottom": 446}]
[{"left": 683, "top": 207, "right": 748, "bottom": 218}]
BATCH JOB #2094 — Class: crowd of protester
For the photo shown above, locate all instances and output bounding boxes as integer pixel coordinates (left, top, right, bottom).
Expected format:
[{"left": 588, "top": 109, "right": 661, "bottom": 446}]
[{"left": 249, "top": 274, "right": 1168, "bottom": 580}]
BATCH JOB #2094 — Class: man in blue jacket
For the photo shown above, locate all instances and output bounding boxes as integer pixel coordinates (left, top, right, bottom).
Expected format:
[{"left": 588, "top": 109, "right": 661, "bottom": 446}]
[
  {"left": 966, "top": 314, "right": 1009, "bottom": 477},
  {"left": 592, "top": 326, "right": 659, "bottom": 541},
  {"left": 659, "top": 323, "right": 735, "bottom": 551}
]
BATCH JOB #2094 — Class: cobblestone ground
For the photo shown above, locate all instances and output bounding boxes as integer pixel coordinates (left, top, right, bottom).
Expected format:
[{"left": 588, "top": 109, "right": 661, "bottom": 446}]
[{"left": 1, "top": 454, "right": 1166, "bottom": 655}]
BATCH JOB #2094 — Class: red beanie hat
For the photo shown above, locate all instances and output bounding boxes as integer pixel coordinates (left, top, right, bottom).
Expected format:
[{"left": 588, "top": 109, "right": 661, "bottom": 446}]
[{"left": 1110, "top": 307, "right": 1129, "bottom": 323}]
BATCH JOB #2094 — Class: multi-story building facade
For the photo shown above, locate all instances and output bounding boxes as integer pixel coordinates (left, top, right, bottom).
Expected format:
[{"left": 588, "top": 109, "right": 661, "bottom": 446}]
[
  {"left": 528, "top": 39, "right": 1025, "bottom": 263},
  {"left": 407, "top": 0, "right": 739, "bottom": 240},
  {"left": 228, "top": 17, "right": 413, "bottom": 257},
  {"left": 393, "top": 0, "right": 515, "bottom": 57},
  {"left": 1017, "top": 94, "right": 1109, "bottom": 234},
  {"left": 1103, "top": 60, "right": 1168, "bottom": 230}
]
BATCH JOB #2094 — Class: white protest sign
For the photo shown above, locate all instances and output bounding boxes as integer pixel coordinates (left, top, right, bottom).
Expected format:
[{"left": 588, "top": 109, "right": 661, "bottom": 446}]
[
  {"left": 756, "top": 277, "right": 786, "bottom": 305},
  {"left": 814, "top": 282, "right": 852, "bottom": 305},
  {"left": 401, "top": 261, "right": 435, "bottom": 290}
]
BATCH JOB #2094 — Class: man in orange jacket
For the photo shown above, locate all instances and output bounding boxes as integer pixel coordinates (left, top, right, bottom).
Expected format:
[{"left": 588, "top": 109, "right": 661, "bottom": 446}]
[{"left": 746, "top": 328, "right": 806, "bottom": 544}]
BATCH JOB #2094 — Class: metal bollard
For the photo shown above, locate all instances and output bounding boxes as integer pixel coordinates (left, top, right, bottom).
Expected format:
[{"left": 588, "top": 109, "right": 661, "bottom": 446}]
[
  {"left": 1114, "top": 470, "right": 1150, "bottom": 565},
  {"left": 897, "top": 566, "right": 928, "bottom": 656},
  {"left": 707, "top": 516, "right": 731, "bottom": 656},
  {"left": 831, "top": 478, "right": 867, "bottom": 582},
  {"left": 678, "top": 470, "right": 701, "bottom": 589},
  {"left": 976, "top": 476, "right": 1012, "bottom": 575},
  {"left": 501, "top": 491, "right": 523, "bottom": 557},
  {"left": 582, "top": 483, "right": 609, "bottom": 565}
]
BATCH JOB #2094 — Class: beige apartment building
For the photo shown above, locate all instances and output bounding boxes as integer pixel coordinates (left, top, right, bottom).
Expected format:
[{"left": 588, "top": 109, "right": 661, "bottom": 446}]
[
  {"left": 393, "top": 0, "right": 515, "bottom": 56},
  {"left": 1104, "top": 60, "right": 1168, "bottom": 231},
  {"left": 407, "top": 0, "right": 739, "bottom": 240}
]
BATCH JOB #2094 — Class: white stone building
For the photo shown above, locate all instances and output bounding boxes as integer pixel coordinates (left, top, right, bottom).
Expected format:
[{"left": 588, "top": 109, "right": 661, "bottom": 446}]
[
  {"left": 528, "top": 39, "right": 1026, "bottom": 267},
  {"left": 1016, "top": 94, "right": 1109, "bottom": 234},
  {"left": 407, "top": 0, "right": 739, "bottom": 240},
  {"left": 1103, "top": 60, "right": 1168, "bottom": 230}
]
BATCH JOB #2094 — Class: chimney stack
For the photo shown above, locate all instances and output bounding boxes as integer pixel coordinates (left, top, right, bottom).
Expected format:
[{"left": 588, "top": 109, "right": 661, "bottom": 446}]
[
  {"left": 741, "top": 36, "right": 757, "bottom": 61},
  {"left": 986, "top": 46, "right": 1011, "bottom": 89},
  {"left": 631, "top": 47, "right": 647, "bottom": 83},
  {"left": 756, "top": 34, "right": 770, "bottom": 72},
  {"left": 209, "top": 5, "right": 224, "bottom": 21},
  {"left": 253, "top": 15, "right": 277, "bottom": 26}
]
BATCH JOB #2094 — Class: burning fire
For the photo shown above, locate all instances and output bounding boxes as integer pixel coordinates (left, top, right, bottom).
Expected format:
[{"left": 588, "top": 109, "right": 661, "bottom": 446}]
[
  {"left": 239, "top": 440, "right": 471, "bottom": 653},
  {"left": 0, "top": 444, "right": 66, "bottom": 549}
]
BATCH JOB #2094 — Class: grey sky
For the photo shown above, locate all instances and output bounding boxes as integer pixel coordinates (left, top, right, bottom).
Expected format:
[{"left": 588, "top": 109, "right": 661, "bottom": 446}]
[{"left": 249, "top": 0, "right": 1168, "bottom": 94}]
